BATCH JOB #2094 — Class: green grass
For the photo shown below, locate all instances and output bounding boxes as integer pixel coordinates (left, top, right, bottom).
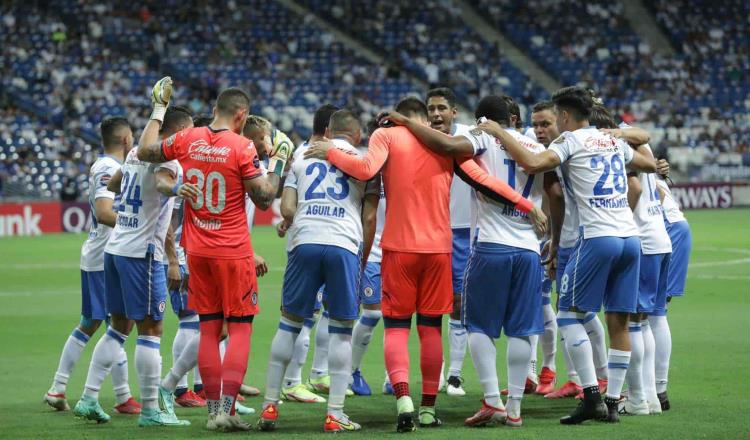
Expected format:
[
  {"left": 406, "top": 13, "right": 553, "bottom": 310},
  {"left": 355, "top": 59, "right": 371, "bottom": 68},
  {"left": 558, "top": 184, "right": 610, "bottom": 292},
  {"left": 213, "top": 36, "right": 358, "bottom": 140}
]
[{"left": 0, "top": 209, "right": 749, "bottom": 439}]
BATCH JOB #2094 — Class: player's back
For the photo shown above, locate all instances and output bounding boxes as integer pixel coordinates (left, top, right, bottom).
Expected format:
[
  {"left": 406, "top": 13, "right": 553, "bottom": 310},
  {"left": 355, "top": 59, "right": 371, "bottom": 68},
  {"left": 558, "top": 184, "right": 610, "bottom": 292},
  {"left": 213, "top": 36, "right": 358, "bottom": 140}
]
[
  {"left": 80, "top": 155, "right": 120, "bottom": 271},
  {"left": 449, "top": 123, "right": 473, "bottom": 229},
  {"left": 368, "top": 180, "right": 386, "bottom": 263},
  {"left": 555, "top": 164, "right": 581, "bottom": 248},
  {"left": 287, "top": 139, "right": 369, "bottom": 255},
  {"left": 655, "top": 178, "right": 686, "bottom": 224},
  {"left": 467, "top": 128, "right": 546, "bottom": 252},
  {"left": 550, "top": 127, "right": 638, "bottom": 239},
  {"left": 105, "top": 148, "right": 176, "bottom": 261},
  {"left": 163, "top": 126, "right": 263, "bottom": 259},
  {"left": 372, "top": 126, "right": 453, "bottom": 253},
  {"left": 631, "top": 144, "right": 672, "bottom": 254}
]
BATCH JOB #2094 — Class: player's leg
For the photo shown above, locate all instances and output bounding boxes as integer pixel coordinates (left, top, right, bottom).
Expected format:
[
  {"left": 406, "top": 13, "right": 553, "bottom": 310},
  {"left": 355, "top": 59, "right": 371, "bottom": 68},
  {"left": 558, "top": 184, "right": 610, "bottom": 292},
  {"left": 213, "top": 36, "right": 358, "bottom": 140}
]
[
  {"left": 111, "top": 318, "right": 139, "bottom": 414},
  {"left": 309, "top": 309, "right": 331, "bottom": 391},
  {"left": 350, "top": 261, "right": 383, "bottom": 396},
  {"left": 504, "top": 249, "right": 544, "bottom": 427},
  {"left": 558, "top": 238, "right": 613, "bottom": 425},
  {"left": 447, "top": 227, "right": 470, "bottom": 396},
  {"left": 649, "top": 253, "right": 672, "bottom": 411},
  {"left": 415, "top": 253, "right": 453, "bottom": 428},
  {"left": 582, "top": 312, "right": 608, "bottom": 392},
  {"left": 601, "top": 236, "right": 642, "bottom": 422},
  {"left": 464, "top": 245, "right": 508, "bottom": 427},
  {"left": 260, "top": 245, "right": 323, "bottom": 431},
  {"left": 321, "top": 247, "right": 360, "bottom": 432},
  {"left": 46, "top": 270, "right": 105, "bottom": 411},
  {"left": 624, "top": 314, "right": 647, "bottom": 415},
  {"left": 281, "top": 312, "right": 324, "bottom": 403},
  {"left": 381, "top": 250, "right": 419, "bottom": 432},
  {"left": 536, "top": 275, "right": 558, "bottom": 395}
]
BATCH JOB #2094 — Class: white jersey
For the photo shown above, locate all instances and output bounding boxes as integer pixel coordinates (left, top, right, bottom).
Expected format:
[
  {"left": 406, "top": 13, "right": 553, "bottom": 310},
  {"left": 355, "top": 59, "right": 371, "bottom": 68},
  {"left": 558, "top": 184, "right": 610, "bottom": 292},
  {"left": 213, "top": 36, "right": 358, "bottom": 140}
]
[
  {"left": 655, "top": 178, "right": 686, "bottom": 224},
  {"left": 245, "top": 160, "right": 268, "bottom": 231},
  {"left": 556, "top": 165, "right": 581, "bottom": 248},
  {"left": 632, "top": 145, "right": 672, "bottom": 254},
  {"left": 367, "top": 180, "right": 386, "bottom": 264},
  {"left": 549, "top": 127, "right": 638, "bottom": 239},
  {"left": 105, "top": 148, "right": 179, "bottom": 262},
  {"left": 463, "top": 128, "right": 546, "bottom": 253},
  {"left": 285, "top": 139, "right": 375, "bottom": 255},
  {"left": 80, "top": 155, "right": 121, "bottom": 271},
  {"left": 524, "top": 127, "right": 537, "bottom": 141},
  {"left": 449, "top": 123, "right": 474, "bottom": 229},
  {"left": 172, "top": 163, "right": 187, "bottom": 266}
]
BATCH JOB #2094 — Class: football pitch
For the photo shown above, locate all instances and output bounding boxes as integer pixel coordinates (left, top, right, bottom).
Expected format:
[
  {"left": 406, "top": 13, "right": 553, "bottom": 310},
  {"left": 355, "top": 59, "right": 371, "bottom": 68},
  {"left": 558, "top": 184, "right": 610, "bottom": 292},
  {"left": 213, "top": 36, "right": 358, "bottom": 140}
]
[{"left": 1, "top": 209, "right": 749, "bottom": 439}]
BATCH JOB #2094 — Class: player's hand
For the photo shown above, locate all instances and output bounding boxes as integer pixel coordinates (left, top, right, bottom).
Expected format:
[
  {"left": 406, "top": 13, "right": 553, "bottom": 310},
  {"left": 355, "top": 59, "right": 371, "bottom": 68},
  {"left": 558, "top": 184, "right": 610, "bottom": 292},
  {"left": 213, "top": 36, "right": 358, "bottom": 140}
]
[
  {"left": 477, "top": 120, "right": 504, "bottom": 138},
  {"left": 254, "top": 253, "right": 268, "bottom": 277},
  {"left": 150, "top": 76, "right": 172, "bottom": 122},
  {"left": 176, "top": 183, "right": 201, "bottom": 202},
  {"left": 600, "top": 128, "right": 623, "bottom": 138},
  {"left": 304, "top": 140, "right": 334, "bottom": 160},
  {"left": 167, "top": 263, "right": 181, "bottom": 291},
  {"left": 545, "top": 255, "right": 557, "bottom": 281},
  {"left": 268, "top": 129, "right": 293, "bottom": 176},
  {"left": 181, "top": 271, "right": 189, "bottom": 292},
  {"left": 276, "top": 219, "right": 290, "bottom": 237},
  {"left": 528, "top": 206, "right": 548, "bottom": 238},
  {"left": 657, "top": 158, "right": 670, "bottom": 178},
  {"left": 376, "top": 110, "right": 409, "bottom": 127},
  {"left": 541, "top": 239, "right": 558, "bottom": 266}
]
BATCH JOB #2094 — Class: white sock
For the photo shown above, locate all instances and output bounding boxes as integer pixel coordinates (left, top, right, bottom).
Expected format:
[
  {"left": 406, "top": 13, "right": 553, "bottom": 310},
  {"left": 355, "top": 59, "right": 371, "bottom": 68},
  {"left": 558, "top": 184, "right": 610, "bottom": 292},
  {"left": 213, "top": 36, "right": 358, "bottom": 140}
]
[
  {"left": 606, "top": 348, "right": 631, "bottom": 400},
  {"left": 52, "top": 328, "right": 90, "bottom": 393},
  {"left": 352, "top": 310, "right": 381, "bottom": 372},
  {"left": 507, "top": 336, "right": 532, "bottom": 419},
  {"left": 219, "top": 337, "right": 227, "bottom": 360},
  {"left": 111, "top": 346, "right": 133, "bottom": 405},
  {"left": 283, "top": 317, "right": 315, "bottom": 388},
  {"left": 560, "top": 336, "right": 581, "bottom": 385},
  {"left": 172, "top": 316, "right": 199, "bottom": 391},
  {"left": 528, "top": 334, "right": 539, "bottom": 378},
  {"left": 641, "top": 319, "right": 658, "bottom": 405},
  {"left": 263, "top": 318, "right": 302, "bottom": 407},
  {"left": 557, "top": 311, "right": 597, "bottom": 388},
  {"left": 328, "top": 319, "right": 353, "bottom": 419},
  {"left": 583, "top": 313, "right": 608, "bottom": 380},
  {"left": 541, "top": 304, "right": 557, "bottom": 370},
  {"left": 162, "top": 330, "right": 199, "bottom": 392},
  {"left": 448, "top": 318, "right": 467, "bottom": 378},
  {"left": 468, "top": 332, "right": 503, "bottom": 409},
  {"left": 649, "top": 315, "right": 671, "bottom": 393},
  {"left": 83, "top": 327, "right": 127, "bottom": 400},
  {"left": 626, "top": 322, "right": 645, "bottom": 404},
  {"left": 311, "top": 313, "right": 330, "bottom": 379},
  {"left": 135, "top": 335, "right": 162, "bottom": 410}
]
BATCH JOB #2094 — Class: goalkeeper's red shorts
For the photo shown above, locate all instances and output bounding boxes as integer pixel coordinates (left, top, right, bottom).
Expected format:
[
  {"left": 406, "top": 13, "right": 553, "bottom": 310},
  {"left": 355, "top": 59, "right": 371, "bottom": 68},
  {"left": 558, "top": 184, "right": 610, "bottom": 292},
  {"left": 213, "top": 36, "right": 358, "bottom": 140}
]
[
  {"left": 381, "top": 250, "right": 453, "bottom": 318},
  {"left": 187, "top": 254, "right": 259, "bottom": 318}
]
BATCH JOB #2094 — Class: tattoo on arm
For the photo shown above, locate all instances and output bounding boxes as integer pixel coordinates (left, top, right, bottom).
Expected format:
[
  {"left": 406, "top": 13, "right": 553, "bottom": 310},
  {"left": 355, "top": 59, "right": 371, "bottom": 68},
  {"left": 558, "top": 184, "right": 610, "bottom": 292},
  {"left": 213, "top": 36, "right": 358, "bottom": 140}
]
[
  {"left": 138, "top": 143, "right": 167, "bottom": 163},
  {"left": 248, "top": 173, "right": 280, "bottom": 210}
]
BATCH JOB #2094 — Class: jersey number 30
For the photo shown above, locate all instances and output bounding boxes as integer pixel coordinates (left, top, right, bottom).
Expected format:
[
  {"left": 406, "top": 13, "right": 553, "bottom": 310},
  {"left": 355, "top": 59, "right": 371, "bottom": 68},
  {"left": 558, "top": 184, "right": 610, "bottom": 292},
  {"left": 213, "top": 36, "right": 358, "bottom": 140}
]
[
  {"left": 186, "top": 169, "right": 226, "bottom": 214},
  {"left": 304, "top": 163, "right": 349, "bottom": 201}
]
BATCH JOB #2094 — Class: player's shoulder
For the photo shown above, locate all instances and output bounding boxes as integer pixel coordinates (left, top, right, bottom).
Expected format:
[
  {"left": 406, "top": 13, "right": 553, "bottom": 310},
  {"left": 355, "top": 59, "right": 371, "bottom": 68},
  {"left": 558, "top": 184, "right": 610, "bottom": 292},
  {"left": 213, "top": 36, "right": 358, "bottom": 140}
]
[
  {"left": 93, "top": 155, "right": 121, "bottom": 172},
  {"left": 452, "top": 122, "right": 473, "bottom": 136},
  {"left": 511, "top": 129, "right": 545, "bottom": 153}
]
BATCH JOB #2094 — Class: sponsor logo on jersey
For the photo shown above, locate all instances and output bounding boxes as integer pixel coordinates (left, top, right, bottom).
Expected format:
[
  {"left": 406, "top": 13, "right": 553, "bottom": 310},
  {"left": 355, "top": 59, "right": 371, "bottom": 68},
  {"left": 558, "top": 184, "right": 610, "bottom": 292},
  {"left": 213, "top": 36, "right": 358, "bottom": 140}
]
[{"left": 188, "top": 140, "right": 230, "bottom": 163}]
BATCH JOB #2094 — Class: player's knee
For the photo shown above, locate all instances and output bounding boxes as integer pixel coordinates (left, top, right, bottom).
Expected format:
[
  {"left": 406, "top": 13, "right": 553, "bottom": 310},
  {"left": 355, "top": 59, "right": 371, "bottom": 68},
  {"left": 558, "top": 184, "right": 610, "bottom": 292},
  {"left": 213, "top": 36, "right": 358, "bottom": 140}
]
[
  {"left": 363, "top": 303, "right": 381, "bottom": 311},
  {"left": 136, "top": 315, "right": 163, "bottom": 336},
  {"left": 416, "top": 314, "right": 442, "bottom": 327},
  {"left": 383, "top": 316, "right": 411, "bottom": 329},
  {"left": 450, "top": 294, "right": 462, "bottom": 320},
  {"left": 78, "top": 316, "right": 102, "bottom": 336},
  {"left": 281, "top": 309, "right": 305, "bottom": 323},
  {"left": 109, "top": 314, "right": 133, "bottom": 335}
]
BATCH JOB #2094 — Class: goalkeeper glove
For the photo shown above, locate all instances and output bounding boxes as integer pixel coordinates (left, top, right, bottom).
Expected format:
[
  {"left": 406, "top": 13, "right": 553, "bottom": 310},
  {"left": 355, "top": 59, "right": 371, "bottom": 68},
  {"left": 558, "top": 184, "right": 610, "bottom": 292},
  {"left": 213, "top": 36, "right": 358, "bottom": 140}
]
[
  {"left": 150, "top": 76, "right": 173, "bottom": 122},
  {"left": 268, "top": 128, "right": 293, "bottom": 177}
]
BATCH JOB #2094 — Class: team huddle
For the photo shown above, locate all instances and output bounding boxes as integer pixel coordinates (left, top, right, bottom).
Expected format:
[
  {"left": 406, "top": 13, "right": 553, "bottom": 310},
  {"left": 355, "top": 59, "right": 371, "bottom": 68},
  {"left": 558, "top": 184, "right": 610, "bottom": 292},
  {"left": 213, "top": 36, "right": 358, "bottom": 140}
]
[{"left": 43, "top": 77, "right": 692, "bottom": 433}]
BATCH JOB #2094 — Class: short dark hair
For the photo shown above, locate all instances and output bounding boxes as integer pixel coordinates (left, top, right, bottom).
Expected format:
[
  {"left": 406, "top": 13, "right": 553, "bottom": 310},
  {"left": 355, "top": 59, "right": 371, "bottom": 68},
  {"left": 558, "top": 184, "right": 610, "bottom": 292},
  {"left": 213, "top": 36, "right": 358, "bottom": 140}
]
[
  {"left": 395, "top": 97, "right": 428, "bottom": 119},
  {"left": 329, "top": 109, "right": 360, "bottom": 134},
  {"left": 589, "top": 104, "right": 617, "bottom": 129},
  {"left": 312, "top": 104, "right": 339, "bottom": 136},
  {"left": 426, "top": 87, "right": 457, "bottom": 108},
  {"left": 100, "top": 117, "right": 131, "bottom": 148},
  {"left": 161, "top": 105, "right": 193, "bottom": 136},
  {"left": 474, "top": 95, "right": 511, "bottom": 125},
  {"left": 532, "top": 100, "right": 554, "bottom": 114},
  {"left": 552, "top": 86, "right": 593, "bottom": 120},
  {"left": 193, "top": 114, "right": 213, "bottom": 127},
  {"left": 366, "top": 117, "right": 379, "bottom": 137},
  {"left": 215, "top": 87, "right": 250, "bottom": 117}
]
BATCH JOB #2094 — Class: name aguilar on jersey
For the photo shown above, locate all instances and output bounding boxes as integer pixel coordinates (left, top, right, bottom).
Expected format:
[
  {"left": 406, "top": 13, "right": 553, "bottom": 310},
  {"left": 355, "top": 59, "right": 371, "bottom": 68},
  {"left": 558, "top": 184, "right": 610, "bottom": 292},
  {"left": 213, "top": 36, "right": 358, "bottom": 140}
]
[
  {"left": 568, "top": 134, "right": 630, "bottom": 210},
  {"left": 306, "top": 205, "right": 347, "bottom": 218}
]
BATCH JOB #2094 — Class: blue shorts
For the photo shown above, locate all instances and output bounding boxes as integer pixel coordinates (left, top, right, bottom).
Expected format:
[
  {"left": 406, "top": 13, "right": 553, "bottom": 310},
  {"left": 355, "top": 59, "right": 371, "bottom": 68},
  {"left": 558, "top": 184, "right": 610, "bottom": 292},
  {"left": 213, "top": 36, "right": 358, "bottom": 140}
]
[
  {"left": 639, "top": 253, "right": 671, "bottom": 315},
  {"left": 451, "top": 227, "right": 471, "bottom": 294},
  {"left": 81, "top": 270, "right": 107, "bottom": 321},
  {"left": 665, "top": 220, "right": 692, "bottom": 297},
  {"left": 558, "top": 236, "right": 640, "bottom": 314},
  {"left": 556, "top": 246, "right": 574, "bottom": 295},
  {"left": 463, "top": 243, "right": 544, "bottom": 338},
  {"left": 360, "top": 262, "right": 382, "bottom": 305},
  {"left": 104, "top": 252, "right": 167, "bottom": 321},
  {"left": 283, "top": 244, "right": 360, "bottom": 320},
  {"left": 163, "top": 264, "right": 196, "bottom": 317}
]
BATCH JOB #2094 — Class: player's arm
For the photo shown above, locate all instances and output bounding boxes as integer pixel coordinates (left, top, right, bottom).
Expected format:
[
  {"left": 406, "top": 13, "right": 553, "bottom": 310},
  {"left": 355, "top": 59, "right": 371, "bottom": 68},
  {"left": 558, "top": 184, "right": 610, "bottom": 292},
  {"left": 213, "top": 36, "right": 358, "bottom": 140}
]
[
  {"left": 478, "top": 120, "right": 561, "bottom": 173},
  {"left": 94, "top": 198, "right": 117, "bottom": 227},
  {"left": 456, "top": 157, "right": 548, "bottom": 237},
  {"left": 381, "top": 111, "right": 474, "bottom": 157},
  {"left": 107, "top": 169, "right": 123, "bottom": 194},
  {"left": 361, "top": 189, "right": 379, "bottom": 266},
  {"left": 280, "top": 187, "right": 297, "bottom": 224},
  {"left": 244, "top": 173, "right": 281, "bottom": 210},
  {"left": 243, "top": 139, "right": 289, "bottom": 210},
  {"left": 137, "top": 77, "right": 173, "bottom": 164},
  {"left": 304, "top": 131, "right": 389, "bottom": 181},
  {"left": 627, "top": 144, "right": 658, "bottom": 173},
  {"left": 601, "top": 127, "right": 650, "bottom": 147},
  {"left": 627, "top": 174, "right": 642, "bottom": 211},
  {"left": 155, "top": 168, "right": 200, "bottom": 201},
  {"left": 164, "top": 225, "right": 181, "bottom": 291},
  {"left": 543, "top": 172, "right": 564, "bottom": 265}
]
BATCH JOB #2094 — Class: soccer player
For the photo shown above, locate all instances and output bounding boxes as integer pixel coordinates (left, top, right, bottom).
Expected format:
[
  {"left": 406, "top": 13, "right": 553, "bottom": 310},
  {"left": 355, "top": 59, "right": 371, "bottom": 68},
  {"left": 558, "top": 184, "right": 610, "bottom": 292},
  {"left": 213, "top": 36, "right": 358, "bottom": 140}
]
[
  {"left": 426, "top": 87, "right": 471, "bottom": 396},
  {"left": 654, "top": 170, "right": 690, "bottom": 411},
  {"left": 137, "top": 83, "right": 289, "bottom": 431},
  {"left": 477, "top": 86, "right": 657, "bottom": 424},
  {"left": 259, "top": 109, "right": 376, "bottom": 432},
  {"left": 45, "top": 117, "right": 139, "bottom": 415},
  {"left": 305, "top": 97, "right": 546, "bottom": 431}
]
